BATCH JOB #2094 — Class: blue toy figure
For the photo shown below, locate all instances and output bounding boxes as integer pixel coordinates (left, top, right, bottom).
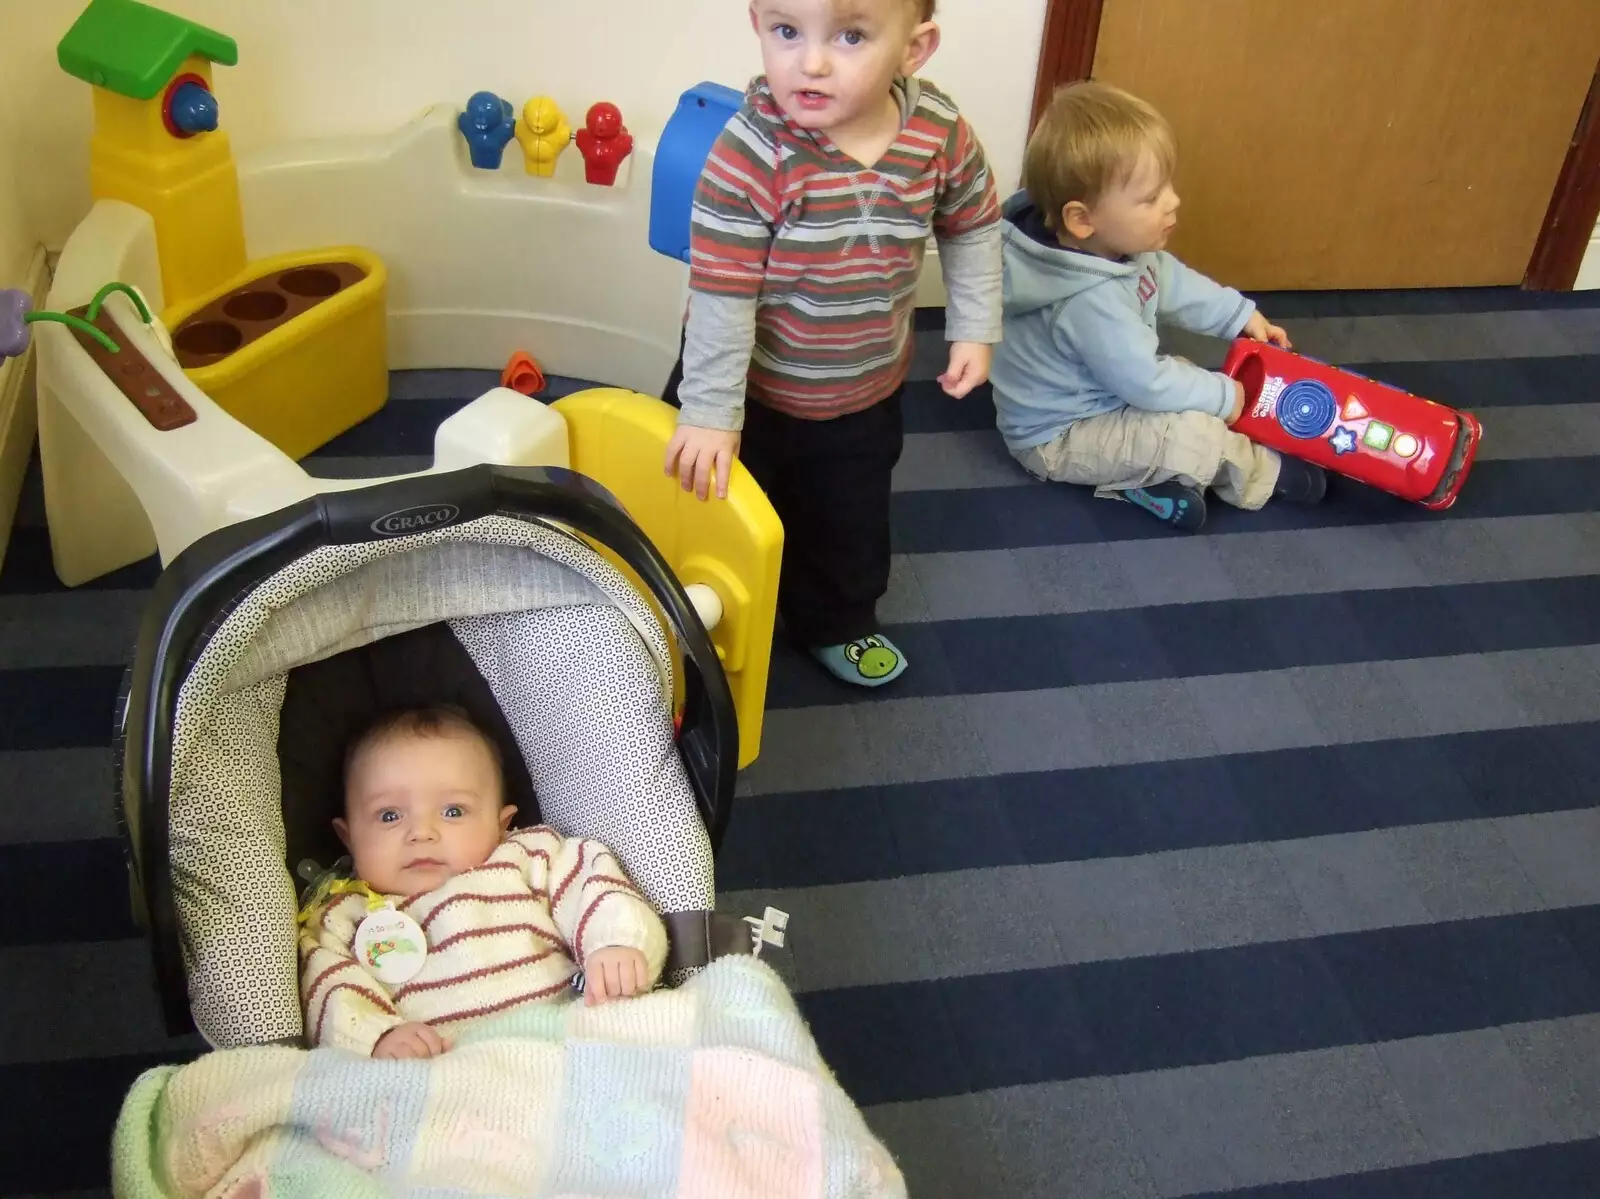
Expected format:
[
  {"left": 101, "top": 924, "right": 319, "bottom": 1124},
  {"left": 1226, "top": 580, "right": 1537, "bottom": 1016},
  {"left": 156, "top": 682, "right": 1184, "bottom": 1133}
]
[
  {"left": 458, "top": 90, "right": 516, "bottom": 170},
  {"left": 648, "top": 82, "right": 742, "bottom": 263},
  {"left": 167, "top": 80, "right": 218, "bottom": 136}
]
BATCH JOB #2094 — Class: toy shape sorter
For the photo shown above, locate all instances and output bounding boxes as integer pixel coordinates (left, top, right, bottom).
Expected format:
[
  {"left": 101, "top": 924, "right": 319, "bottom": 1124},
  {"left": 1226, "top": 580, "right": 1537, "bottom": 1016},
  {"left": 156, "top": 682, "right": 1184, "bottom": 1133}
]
[
  {"left": 33, "top": 0, "right": 782, "bottom": 769},
  {"left": 57, "top": 0, "right": 387, "bottom": 460}
]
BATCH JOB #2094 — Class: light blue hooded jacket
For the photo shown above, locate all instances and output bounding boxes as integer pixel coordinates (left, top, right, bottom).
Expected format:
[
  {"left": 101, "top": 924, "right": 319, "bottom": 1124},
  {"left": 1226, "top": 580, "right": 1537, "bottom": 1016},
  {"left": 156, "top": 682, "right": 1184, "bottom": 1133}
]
[{"left": 990, "top": 191, "right": 1256, "bottom": 452}]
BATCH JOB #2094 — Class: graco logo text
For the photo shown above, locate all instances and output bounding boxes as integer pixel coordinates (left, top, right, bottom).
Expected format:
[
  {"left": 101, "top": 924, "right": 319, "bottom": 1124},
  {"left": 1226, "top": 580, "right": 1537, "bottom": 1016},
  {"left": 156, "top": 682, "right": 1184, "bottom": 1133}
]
[{"left": 370, "top": 504, "right": 461, "bottom": 537}]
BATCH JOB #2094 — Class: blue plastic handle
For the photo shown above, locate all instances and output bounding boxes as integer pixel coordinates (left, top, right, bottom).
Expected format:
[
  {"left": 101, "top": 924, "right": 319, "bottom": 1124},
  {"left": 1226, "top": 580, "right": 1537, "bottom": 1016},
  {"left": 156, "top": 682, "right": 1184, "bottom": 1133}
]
[{"left": 648, "top": 82, "right": 743, "bottom": 264}]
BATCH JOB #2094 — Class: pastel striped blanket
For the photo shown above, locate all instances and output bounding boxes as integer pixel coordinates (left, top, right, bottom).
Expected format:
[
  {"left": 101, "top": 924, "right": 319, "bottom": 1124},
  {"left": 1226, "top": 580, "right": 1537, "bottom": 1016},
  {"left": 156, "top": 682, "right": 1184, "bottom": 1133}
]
[{"left": 112, "top": 956, "right": 905, "bottom": 1198}]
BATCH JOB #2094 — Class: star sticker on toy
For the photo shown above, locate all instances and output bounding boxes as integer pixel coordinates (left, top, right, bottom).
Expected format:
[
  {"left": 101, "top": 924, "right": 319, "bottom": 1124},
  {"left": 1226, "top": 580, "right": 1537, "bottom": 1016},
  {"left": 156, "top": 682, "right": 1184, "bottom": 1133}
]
[{"left": 1329, "top": 426, "right": 1358, "bottom": 455}]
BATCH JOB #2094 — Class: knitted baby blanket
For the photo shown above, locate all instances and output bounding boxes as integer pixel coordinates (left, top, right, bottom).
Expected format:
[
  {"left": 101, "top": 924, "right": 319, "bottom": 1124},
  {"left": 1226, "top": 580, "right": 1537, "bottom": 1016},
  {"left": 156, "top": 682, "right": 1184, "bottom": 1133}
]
[{"left": 112, "top": 956, "right": 905, "bottom": 1198}]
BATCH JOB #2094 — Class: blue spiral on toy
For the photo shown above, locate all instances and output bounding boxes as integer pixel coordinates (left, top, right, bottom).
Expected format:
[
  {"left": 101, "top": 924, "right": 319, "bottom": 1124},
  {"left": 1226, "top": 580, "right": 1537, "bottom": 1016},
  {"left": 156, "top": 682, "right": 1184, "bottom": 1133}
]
[{"left": 1275, "top": 379, "right": 1337, "bottom": 440}]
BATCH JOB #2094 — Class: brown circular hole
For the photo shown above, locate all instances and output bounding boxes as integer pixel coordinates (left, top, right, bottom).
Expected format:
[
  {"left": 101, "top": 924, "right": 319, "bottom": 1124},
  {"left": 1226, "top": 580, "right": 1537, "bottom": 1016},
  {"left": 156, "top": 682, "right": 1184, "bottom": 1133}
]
[
  {"left": 174, "top": 320, "right": 244, "bottom": 358},
  {"left": 279, "top": 268, "right": 342, "bottom": 298},
  {"left": 223, "top": 290, "right": 289, "bottom": 321}
]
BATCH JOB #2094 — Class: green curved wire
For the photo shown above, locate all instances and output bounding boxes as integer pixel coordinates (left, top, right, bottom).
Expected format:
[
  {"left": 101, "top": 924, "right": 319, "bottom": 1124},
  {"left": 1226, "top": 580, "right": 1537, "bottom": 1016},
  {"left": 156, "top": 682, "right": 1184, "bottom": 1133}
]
[
  {"left": 85, "top": 280, "right": 154, "bottom": 324},
  {"left": 23, "top": 310, "right": 120, "bottom": 354}
]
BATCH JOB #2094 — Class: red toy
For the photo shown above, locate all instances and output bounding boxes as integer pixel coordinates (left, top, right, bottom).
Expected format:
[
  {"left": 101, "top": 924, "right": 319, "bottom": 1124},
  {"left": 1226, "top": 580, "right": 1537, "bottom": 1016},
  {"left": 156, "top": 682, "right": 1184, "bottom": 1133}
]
[
  {"left": 1222, "top": 339, "right": 1481, "bottom": 511},
  {"left": 500, "top": 350, "right": 546, "bottom": 395},
  {"left": 575, "top": 102, "right": 634, "bottom": 187}
]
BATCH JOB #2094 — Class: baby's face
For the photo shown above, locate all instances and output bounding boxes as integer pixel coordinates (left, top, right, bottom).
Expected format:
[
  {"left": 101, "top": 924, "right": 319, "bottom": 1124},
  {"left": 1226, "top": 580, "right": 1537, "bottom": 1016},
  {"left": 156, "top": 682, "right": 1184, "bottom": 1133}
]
[
  {"left": 750, "top": 0, "right": 926, "bottom": 136},
  {"left": 1082, "top": 147, "right": 1181, "bottom": 258},
  {"left": 335, "top": 730, "right": 514, "bottom": 895}
]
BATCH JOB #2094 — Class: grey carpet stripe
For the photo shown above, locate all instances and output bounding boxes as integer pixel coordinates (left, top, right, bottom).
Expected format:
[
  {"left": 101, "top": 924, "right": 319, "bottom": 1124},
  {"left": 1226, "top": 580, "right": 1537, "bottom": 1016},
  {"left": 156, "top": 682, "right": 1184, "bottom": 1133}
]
[
  {"left": 0, "top": 591, "right": 145, "bottom": 668},
  {"left": 0, "top": 940, "right": 206, "bottom": 1066},
  {"left": 1155, "top": 309, "right": 1600, "bottom": 369},
  {"left": 891, "top": 404, "right": 1600, "bottom": 493},
  {"left": 720, "top": 811, "right": 1600, "bottom": 994},
  {"left": 881, "top": 512, "right": 1600, "bottom": 624},
  {"left": 0, "top": 749, "right": 117, "bottom": 844},
  {"left": 735, "top": 645, "right": 1600, "bottom": 796},
  {"left": 864, "top": 1015, "right": 1600, "bottom": 1199}
]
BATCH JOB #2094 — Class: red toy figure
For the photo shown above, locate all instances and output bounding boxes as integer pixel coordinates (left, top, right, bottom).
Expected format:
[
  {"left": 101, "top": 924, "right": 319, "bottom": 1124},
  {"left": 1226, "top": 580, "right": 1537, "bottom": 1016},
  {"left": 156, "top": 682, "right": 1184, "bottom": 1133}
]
[
  {"left": 1222, "top": 339, "right": 1481, "bottom": 511},
  {"left": 576, "top": 102, "right": 634, "bottom": 187}
]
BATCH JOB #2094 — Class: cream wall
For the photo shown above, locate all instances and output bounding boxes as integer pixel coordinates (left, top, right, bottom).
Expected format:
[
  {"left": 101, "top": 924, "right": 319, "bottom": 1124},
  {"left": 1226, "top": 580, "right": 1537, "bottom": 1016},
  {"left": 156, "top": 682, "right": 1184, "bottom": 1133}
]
[
  {"left": 0, "top": 73, "right": 37, "bottom": 285},
  {"left": 4, "top": 0, "right": 1049, "bottom": 254},
  {"left": 1577, "top": 222, "right": 1600, "bottom": 290}
]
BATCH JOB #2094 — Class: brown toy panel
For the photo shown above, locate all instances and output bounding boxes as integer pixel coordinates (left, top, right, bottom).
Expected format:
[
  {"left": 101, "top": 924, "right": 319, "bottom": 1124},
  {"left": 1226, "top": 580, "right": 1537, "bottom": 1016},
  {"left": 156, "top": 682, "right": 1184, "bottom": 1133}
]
[
  {"left": 171, "top": 261, "right": 369, "bottom": 370},
  {"left": 66, "top": 305, "right": 197, "bottom": 432}
]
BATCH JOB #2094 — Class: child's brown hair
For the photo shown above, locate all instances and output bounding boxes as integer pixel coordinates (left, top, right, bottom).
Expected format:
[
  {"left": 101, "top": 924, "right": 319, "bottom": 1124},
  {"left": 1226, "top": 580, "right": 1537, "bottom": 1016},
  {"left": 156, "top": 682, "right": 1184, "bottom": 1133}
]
[
  {"left": 343, "top": 704, "right": 505, "bottom": 799},
  {"left": 1023, "top": 80, "right": 1176, "bottom": 231}
]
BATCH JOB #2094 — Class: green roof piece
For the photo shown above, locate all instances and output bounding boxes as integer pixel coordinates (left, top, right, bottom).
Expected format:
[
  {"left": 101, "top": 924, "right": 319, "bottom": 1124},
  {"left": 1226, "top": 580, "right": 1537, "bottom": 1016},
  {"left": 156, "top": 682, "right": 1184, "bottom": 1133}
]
[{"left": 58, "top": 0, "right": 237, "bottom": 101}]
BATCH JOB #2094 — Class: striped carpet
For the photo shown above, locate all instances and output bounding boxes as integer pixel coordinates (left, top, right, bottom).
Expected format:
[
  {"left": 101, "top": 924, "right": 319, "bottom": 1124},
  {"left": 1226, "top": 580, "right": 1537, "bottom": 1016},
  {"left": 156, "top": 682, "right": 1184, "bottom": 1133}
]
[{"left": 3, "top": 286, "right": 1599, "bottom": 1196}]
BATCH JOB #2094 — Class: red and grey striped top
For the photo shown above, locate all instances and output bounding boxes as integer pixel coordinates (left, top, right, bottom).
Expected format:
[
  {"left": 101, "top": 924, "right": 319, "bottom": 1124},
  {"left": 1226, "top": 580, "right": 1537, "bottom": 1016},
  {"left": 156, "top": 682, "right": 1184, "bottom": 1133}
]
[
  {"left": 679, "top": 75, "right": 1003, "bottom": 427},
  {"left": 299, "top": 827, "right": 668, "bottom": 1054}
]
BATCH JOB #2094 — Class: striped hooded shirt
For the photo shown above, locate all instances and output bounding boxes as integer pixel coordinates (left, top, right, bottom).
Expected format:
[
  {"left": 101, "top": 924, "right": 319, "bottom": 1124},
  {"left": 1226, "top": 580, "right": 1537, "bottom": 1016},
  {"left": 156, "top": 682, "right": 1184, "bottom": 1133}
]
[
  {"left": 679, "top": 75, "right": 1003, "bottom": 428},
  {"left": 299, "top": 827, "right": 668, "bottom": 1055}
]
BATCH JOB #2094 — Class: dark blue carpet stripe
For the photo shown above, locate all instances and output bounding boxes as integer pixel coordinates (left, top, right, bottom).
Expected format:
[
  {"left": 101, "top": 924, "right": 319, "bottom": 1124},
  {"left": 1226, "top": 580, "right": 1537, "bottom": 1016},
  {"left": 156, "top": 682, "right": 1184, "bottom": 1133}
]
[
  {"left": 310, "top": 383, "right": 592, "bottom": 457},
  {"left": 0, "top": 665, "right": 122, "bottom": 751},
  {"left": 0, "top": 526, "right": 159, "bottom": 595},
  {"left": 1346, "top": 355, "right": 1600, "bottom": 411},
  {"left": 890, "top": 456, "right": 1597, "bottom": 553},
  {"left": 17, "top": 574, "right": 1600, "bottom": 751},
  {"left": 315, "top": 395, "right": 477, "bottom": 457},
  {"left": 799, "top": 906, "right": 1600, "bottom": 1107},
  {"left": 1182, "top": 1138, "right": 1600, "bottom": 1198},
  {"left": 719, "top": 722, "right": 1600, "bottom": 891},
  {"left": 1246, "top": 285, "right": 1600, "bottom": 317},
  {"left": 0, "top": 838, "right": 138, "bottom": 947},
  {"left": 766, "top": 575, "right": 1600, "bottom": 709},
  {"left": 923, "top": 287, "right": 1600, "bottom": 329},
  {"left": 901, "top": 354, "right": 1600, "bottom": 435},
  {"left": 0, "top": 1050, "right": 201, "bottom": 1194},
  {"left": 307, "top": 353, "right": 1600, "bottom": 448}
]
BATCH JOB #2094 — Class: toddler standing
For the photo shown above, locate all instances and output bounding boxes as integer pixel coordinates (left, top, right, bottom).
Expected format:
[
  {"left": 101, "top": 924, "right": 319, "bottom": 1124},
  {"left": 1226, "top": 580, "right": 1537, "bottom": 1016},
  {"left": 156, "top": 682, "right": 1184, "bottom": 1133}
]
[{"left": 662, "top": 0, "right": 1002, "bottom": 687}]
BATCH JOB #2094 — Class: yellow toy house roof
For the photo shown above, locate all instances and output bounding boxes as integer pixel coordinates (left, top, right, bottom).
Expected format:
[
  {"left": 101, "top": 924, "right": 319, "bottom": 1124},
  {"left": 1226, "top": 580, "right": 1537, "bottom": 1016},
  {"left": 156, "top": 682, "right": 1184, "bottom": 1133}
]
[{"left": 58, "top": 0, "right": 237, "bottom": 101}]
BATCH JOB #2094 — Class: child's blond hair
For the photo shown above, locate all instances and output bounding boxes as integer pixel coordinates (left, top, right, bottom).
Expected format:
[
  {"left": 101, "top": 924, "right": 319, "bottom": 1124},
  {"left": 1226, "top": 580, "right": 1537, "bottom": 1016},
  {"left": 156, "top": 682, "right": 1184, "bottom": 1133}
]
[
  {"left": 833, "top": 0, "right": 936, "bottom": 20},
  {"left": 1023, "top": 80, "right": 1176, "bottom": 231}
]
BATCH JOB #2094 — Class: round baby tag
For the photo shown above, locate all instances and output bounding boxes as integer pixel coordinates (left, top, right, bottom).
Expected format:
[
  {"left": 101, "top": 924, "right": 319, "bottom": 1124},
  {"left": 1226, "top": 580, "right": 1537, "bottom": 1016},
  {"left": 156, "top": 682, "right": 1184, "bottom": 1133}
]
[{"left": 354, "top": 905, "right": 428, "bottom": 986}]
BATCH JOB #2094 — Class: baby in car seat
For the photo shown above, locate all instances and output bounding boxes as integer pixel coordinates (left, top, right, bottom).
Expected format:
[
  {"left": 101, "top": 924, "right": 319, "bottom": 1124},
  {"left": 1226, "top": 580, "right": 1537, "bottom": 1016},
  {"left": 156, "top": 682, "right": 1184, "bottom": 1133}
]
[{"left": 298, "top": 704, "right": 668, "bottom": 1059}]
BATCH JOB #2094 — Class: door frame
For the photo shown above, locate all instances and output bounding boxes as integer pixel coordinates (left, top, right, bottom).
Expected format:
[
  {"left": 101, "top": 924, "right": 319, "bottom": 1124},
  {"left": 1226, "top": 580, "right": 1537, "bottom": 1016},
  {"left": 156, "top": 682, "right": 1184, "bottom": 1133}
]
[{"left": 1029, "top": 0, "right": 1600, "bottom": 291}]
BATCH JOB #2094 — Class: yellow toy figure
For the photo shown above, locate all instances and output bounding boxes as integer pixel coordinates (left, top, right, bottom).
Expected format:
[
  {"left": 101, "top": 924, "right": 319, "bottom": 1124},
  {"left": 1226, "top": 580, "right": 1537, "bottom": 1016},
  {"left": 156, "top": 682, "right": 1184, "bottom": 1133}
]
[{"left": 515, "top": 96, "right": 571, "bottom": 178}]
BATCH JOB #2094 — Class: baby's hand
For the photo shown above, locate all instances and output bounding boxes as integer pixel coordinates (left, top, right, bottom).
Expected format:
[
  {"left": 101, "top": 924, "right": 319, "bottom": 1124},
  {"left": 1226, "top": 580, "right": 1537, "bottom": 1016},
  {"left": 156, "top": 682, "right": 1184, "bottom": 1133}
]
[
  {"left": 1226, "top": 378, "right": 1247, "bottom": 425},
  {"left": 939, "top": 341, "right": 992, "bottom": 399},
  {"left": 373, "top": 1021, "right": 446, "bottom": 1059},
  {"left": 583, "top": 946, "right": 650, "bottom": 1006},
  {"left": 1242, "top": 311, "right": 1291, "bottom": 349},
  {"left": 664, "top": 424, "right": 741, "bottom": 501}
]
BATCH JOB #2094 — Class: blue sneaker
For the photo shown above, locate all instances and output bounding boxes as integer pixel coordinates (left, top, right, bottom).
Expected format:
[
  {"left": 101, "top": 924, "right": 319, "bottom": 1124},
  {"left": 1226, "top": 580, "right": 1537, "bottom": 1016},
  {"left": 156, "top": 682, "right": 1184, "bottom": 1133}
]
[
  {"left": 1123, "top": 481, "right": 1207, "bottom": 531},
  {"left": 1272, "top": 456, "right": 1328, "bottom": 504},
  {"left": 810, "top": 634, "right": 907, "bottom": 688}
]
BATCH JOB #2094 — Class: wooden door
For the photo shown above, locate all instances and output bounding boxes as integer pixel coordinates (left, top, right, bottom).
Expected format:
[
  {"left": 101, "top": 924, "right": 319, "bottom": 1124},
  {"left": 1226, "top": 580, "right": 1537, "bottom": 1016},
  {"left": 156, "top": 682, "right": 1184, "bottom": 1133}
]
[{"left": 1073, "top": 0, "right": 1600, "bottom": 290}]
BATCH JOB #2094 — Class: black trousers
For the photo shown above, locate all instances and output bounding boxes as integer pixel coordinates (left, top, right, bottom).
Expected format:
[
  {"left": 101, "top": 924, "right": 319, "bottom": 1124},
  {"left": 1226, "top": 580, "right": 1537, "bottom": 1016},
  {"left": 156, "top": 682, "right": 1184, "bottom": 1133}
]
[{"left": 663, "top": 355, "right": 904, "bottom": 648}]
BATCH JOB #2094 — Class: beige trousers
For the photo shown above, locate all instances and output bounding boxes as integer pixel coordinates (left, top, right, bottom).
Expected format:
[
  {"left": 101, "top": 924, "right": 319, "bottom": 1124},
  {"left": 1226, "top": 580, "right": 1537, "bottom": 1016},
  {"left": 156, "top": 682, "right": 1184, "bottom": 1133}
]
[{"left": 1013, "top": 407, "right": 1282, "bottom": 511}]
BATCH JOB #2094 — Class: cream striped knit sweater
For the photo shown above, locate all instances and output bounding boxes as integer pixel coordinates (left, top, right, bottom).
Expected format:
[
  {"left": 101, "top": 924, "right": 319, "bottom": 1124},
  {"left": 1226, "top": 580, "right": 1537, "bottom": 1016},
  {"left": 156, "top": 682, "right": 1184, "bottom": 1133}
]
[{"left": 299, "top": 827, "right": 668, "bottom": 1055}]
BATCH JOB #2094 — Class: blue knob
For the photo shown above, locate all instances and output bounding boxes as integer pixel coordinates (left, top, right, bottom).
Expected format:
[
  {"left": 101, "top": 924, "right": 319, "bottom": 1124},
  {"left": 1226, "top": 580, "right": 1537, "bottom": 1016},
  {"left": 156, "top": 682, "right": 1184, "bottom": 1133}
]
[{"left": 169, "top": 81, "right": 218, "bottom": 135}]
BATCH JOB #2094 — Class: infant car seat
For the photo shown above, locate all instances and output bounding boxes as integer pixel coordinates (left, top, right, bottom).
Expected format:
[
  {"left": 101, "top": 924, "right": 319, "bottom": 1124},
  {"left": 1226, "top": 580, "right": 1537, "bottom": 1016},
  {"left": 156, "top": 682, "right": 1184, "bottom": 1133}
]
[{"left": 115, "top": 464, "right": 758, "bottom": 1047}]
